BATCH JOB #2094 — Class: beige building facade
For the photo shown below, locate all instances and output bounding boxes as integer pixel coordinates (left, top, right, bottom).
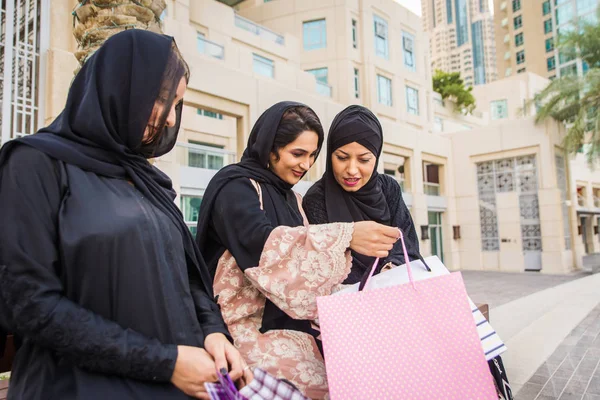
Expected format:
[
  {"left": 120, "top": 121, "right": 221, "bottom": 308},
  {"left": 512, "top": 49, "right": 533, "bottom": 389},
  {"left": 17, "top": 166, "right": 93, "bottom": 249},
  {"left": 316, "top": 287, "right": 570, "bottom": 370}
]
[
  {"left": 494, "top": 0, "right": 599, "bottom": 80},
  {"left": 2, "top": 0, "right": 600, "bottom": 274},
  {"left": 422, "top": 0, "right": 498, "bottom": 87}
]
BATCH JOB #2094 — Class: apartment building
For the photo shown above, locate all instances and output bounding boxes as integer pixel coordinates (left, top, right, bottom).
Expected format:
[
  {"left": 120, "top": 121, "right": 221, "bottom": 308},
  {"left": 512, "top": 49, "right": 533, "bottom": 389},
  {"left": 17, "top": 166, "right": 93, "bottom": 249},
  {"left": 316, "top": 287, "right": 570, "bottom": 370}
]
[
  {"left": 494, "top": 0, "right": 599, "bottom": 80},
  {"left": 422, "top": 0, "right": 498, "bottom": 86}
]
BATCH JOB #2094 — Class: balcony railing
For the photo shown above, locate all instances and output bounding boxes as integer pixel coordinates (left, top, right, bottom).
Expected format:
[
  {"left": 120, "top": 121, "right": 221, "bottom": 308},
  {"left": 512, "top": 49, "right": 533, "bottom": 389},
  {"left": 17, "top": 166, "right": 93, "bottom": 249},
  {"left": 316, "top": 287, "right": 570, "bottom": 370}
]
[
  {"left": 175, "top": 142, "right": 236, "bottom": 170},
  {"left": 197, "top": 36, "right": 225, "bottom": 60},
  {"left": 594, "top": 196, "right": 600, "bottom": 208},
  {"left": 424, "top": 182, "right": 441, "bottom": 196},
  {"left": 577, "top": 193, "right": 586, "bottom": 207},
  {"left": 235, "top": 14, "right": 285, "bottom": 45},
  {"left": 316, "top": 81, "right": 332, "bottom": 97}
]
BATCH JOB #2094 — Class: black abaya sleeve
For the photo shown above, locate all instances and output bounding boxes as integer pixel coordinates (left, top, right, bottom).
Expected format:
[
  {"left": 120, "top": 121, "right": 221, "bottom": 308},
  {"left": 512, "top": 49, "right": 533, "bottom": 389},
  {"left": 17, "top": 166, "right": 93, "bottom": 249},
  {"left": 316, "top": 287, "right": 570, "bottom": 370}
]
[
  {"left": 209, "top": 178, "right": 275, "bottom": 270},
  {"left": 0, "top": 146, "right": 177, "bottom": 382},
  {"left": 380, "top": 175, "right": 423, "bottom": 266},
  {"left": 188, "top": 275, "right": 231, "bottom": 340}
]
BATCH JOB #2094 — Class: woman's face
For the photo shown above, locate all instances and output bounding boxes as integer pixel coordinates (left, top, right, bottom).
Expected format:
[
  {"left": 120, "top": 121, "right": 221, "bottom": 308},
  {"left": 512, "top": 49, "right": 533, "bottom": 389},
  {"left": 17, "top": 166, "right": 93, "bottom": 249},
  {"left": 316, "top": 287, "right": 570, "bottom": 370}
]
[
  {"left": 331, "top": 142, "right": 376, "bottom": 192},
  {"left": 142, "top": 77, "right": 187, "bottom": 142},
  {"left": 269, "top": 130, "right": 319, "bottom": 185}
]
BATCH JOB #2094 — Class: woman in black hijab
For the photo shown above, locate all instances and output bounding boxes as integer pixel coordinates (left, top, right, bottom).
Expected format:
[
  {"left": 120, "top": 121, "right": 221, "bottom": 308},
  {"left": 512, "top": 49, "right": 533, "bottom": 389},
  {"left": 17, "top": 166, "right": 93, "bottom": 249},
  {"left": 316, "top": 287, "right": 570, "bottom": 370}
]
[
  {"left": 0, "top": 30, "right": 249, "bottom": 400},
  {"left": 195, "top": 102, "right": 399, "bottom": 398},
  {"left": 304, "top": 105, "right": 426, "bottom": 284}
]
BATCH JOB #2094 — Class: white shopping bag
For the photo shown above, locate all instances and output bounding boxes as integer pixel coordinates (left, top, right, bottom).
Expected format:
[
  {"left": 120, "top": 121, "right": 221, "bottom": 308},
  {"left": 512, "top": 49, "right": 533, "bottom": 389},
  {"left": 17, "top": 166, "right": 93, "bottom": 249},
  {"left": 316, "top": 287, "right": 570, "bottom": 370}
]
[{"left": 336, "top": 256, "right": 507, "bottom": 361}]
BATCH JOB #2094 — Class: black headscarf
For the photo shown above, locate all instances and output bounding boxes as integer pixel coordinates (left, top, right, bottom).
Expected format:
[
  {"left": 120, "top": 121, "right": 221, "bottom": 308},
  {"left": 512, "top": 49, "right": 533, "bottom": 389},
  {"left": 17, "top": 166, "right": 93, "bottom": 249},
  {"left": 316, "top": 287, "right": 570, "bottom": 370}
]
[
  {"left": 196, "top": 101, "right": 319, "bottom": 274},
  {"left": 0, "top": 29, "right": 214, "bottom": 296},
  {"left": 318, "top": 105, "right": 390, "bottom": 225}
]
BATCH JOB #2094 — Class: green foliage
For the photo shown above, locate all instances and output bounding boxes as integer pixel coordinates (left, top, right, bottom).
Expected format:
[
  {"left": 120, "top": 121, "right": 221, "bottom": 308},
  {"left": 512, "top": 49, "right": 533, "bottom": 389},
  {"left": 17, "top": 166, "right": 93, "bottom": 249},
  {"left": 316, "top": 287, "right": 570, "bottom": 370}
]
[
  {"left": 432, "top": 70, "right": 476, "bottom": 114},
  {"left": 533, "top": 8, "right": 600, "bottom": 166}
]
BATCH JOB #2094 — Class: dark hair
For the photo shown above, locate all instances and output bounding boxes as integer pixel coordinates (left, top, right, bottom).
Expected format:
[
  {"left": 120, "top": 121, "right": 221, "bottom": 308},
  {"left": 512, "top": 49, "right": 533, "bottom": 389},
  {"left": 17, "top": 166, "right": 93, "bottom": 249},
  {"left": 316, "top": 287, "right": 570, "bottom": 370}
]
[
  {"left": 271, "top": 106, "right": 324, "bottom": 161},
  {"left": 142, "top": 42, "right": 190, "bottom": 152}
]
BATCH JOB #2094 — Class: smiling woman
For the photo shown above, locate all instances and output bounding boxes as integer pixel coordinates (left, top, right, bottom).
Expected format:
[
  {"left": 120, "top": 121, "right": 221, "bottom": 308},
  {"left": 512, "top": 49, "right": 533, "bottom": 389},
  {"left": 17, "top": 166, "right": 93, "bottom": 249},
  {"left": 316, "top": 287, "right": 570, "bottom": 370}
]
[{"left": 194, "top": 101, "right": 401, "bottom": 398}]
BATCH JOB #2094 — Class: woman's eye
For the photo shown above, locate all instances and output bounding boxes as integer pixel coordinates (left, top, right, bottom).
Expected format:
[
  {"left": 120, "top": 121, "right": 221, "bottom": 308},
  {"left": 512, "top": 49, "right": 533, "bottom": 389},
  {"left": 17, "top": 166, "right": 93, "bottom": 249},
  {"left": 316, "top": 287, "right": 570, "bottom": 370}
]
[
  {"left": 336, "top": 156, "right": 348, "bottom": 161},
  {"left": 360, "top": 159, "right": 372, "bottom": 164},
  {"left": 292, "top": 153, "right": 303, "bottom": 158}
]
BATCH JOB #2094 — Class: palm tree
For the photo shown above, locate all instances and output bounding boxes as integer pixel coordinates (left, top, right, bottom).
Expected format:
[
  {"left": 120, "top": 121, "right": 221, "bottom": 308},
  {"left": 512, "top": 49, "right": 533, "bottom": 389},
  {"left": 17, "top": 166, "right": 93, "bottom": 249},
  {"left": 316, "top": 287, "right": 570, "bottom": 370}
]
[
  {"left": 533, "top": 8, "right": 600, "bottom": 166},
  {"left": 72, "top": 0, "right": 167, "bottom": 66}
]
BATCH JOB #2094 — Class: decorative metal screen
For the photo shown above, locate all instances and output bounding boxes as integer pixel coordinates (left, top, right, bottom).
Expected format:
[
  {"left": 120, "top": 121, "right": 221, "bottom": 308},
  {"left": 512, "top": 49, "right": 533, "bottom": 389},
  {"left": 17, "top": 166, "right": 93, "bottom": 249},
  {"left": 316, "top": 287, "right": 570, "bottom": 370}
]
[
  {"left": 476, "top": 155, "right": 542, "bottom": 253},
  {"left": 0, "top": 0, "right": 47, "bottom": 145},
  {"left": 477, "top": 161, "right": 500, "bottom": 251},
  {"left": 555, "top": 154, "right": 572, "bottom": 250}
]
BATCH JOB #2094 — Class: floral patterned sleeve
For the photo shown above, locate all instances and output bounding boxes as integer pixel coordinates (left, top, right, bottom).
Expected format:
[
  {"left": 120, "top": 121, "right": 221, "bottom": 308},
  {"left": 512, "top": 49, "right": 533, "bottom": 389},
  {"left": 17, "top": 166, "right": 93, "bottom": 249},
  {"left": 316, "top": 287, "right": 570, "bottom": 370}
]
[{"left": 243, "top": 222, "right": 354, "bottom": 320}]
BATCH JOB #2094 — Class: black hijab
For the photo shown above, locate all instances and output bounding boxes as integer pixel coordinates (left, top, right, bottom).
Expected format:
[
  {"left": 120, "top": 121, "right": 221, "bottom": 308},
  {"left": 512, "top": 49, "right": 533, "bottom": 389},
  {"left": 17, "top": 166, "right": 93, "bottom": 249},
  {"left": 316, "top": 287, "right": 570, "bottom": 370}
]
[
  {"left": 317, "top": 105, "right": 390, "bottom": 225},
  {"left": 196, "top": 101, "right": 321, "bottom": 275},
  {"left": 0, "top": 30, "right": 214, "bottom": 296}
]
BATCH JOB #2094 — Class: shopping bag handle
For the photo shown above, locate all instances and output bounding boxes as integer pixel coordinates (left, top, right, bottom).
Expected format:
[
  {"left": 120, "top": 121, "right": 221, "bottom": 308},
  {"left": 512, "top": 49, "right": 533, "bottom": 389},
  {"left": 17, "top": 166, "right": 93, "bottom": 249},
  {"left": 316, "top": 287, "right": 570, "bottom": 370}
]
[{"left": 360, "top": 230, "right": 416, "bottom": 292}]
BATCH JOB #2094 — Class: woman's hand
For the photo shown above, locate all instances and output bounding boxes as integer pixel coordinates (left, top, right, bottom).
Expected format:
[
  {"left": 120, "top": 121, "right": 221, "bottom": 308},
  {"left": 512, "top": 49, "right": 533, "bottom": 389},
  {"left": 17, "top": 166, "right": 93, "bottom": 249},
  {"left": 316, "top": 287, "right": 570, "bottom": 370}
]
[
  {"left": 171, "top": 345, "right": 218, "bottom": 399},
  {"left": 350, "top": 221, "right": 400, "bottom": 258},
  {"left": 204, "top": 333, "right": 254, "bottom": 387}
]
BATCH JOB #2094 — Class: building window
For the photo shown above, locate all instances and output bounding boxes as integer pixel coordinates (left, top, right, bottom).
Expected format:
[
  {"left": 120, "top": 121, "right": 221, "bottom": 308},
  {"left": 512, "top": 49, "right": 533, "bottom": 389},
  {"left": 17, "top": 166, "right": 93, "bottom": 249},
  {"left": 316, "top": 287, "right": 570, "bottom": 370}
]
[
  {"left": 377, "top": 75, "right": 392, "bottom": 106},
  {"left": 455, "top": 0, "right": 469, "bottom": 46},
  {"left": 354, "top": 68, "right": 360, "bottom": 98},
  {"left": 402, "top": 32, "right": 416, "bottom": 72},
  {"left": 556, "top": 4, "right": 574, "bottom": 25},
  {"left": 545, "top": 37, "right": 554, "bottom": 52},
  {"left": 472, "top": 20, "right": 486, "bottom": 85},
  {"left": 352, "top": 19, "right": 358, "bottom": 49},
  {"left": 406, "top": 86, "right": 419, "bottom": 115},
  {"left": 181, "top": 195, "right": 203, "bottom": 235},
  {"left": 188, "top": 141, "right": 225, "bottom": 170},
  {"left": 512, "top": 0, "right": 521, "bottom": 12},
  {"left": 423, "top": 163, "right": 441, "bottom": 195},
  {"left": 303, "top": 19, "right": 327, "bottom": 50},
  {"left": 547, "top": 56, "right": 556, "bottom": 71},
  {"left": 490, "top": 99, "right": 508, "bottom": 120},
  {"left": 197, "top": 108, "right": 223, "bottom": 119},
  {"left": 543, "top": 1, "right": 551, "bottom": 15},
  {"left": 515, "top": 32, "right": 524, "bottom": 47},
  {"left": 516, "top": 50, "right": 525, "bottom": 64},
  {"left": 517, "top": 68, "right": 526, "bottom": 74},
  {"left": 560, "top": 63, "right": 578, "bottom": 76},
  {"left": 253, "top": 54, "right": 274, "bottom": 78},
  {"left": 374, "top": 15, "right": 389, "bottom": 59},
  {"left": 434, "top": 117, "right": 444, "bottom": 132},
  {"left": 306, "top": 67, "right": 332, "bottom": 97},
  {"left": 197, "top": 32, "right": 206, "bottom": 53},
  {"left": 447, "top": 0, "right": 453, "bottom": 23},
  {"left": 514, "top": 15, "right": 523, "bottom": 29},
  {"left": 544, "top": 19, "right": 553, "bottom": 34},
  {"left": 559, "top": 51, "right": 575, "bottom": 64}
]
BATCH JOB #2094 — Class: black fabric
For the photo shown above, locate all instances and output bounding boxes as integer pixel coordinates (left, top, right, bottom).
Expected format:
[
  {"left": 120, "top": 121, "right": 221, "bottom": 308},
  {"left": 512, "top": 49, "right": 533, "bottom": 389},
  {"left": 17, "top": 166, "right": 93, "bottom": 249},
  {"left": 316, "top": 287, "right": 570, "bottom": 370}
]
[
  {"left": 489, "top": 355, "right": 513, "bottom": 400},
  {"left": 196, "top": 101, "right": 324, "bottom": 339},
  {"left": 304, "top": 105, "right": 425, "bottom": 283},
  {"left": 0, "top": 30, "right": 228, "bottom": 399},
  {"left": 5, "top": 29, "right": 212, "bottom": 297}
]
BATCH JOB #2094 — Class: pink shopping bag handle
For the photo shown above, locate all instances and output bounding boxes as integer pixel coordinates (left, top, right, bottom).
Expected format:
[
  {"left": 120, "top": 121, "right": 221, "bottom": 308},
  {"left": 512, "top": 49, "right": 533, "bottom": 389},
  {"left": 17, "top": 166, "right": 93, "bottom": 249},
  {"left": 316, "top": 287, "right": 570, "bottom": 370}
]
[{"left": 361, "top": 229, "right": 416, "bottom": 291}]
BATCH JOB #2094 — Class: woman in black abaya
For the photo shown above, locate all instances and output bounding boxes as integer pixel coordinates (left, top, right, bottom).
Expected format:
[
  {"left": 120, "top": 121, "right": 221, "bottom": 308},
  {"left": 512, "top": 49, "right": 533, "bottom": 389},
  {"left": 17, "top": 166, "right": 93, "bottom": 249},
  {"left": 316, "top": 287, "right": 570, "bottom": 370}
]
[{"left": 0, "top": 30, "right": 249, "bottom": 400}]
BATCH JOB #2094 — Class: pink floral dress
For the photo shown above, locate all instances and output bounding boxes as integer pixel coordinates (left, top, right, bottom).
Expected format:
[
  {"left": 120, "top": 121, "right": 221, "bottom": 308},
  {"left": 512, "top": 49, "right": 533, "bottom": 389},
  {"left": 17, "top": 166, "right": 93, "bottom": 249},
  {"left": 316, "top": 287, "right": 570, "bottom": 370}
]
[{"left": 213, "top": 192, "right": 353, "bottom": 399}]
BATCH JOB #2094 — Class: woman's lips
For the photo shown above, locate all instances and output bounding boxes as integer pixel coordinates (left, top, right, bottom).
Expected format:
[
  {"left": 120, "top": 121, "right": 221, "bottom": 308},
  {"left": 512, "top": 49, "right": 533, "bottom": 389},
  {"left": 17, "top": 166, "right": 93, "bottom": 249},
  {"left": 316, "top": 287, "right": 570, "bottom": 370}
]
[{"left": 343, "top": 178, "right": 360, "bottom": 186}]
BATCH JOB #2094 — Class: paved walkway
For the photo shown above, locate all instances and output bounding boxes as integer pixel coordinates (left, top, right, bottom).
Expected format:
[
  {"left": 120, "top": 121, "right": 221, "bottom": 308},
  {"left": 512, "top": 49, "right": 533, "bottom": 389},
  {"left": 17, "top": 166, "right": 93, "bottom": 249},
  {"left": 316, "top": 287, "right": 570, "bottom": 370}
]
[
  {"left": 516, "top": 303, "right": 600, "bottom": 399},
  {"left": 461, "top": 270, "right": 588, "bottom": 310},
  {"left": 470, "top": 271, "right": 600, "bottom": 398}
]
